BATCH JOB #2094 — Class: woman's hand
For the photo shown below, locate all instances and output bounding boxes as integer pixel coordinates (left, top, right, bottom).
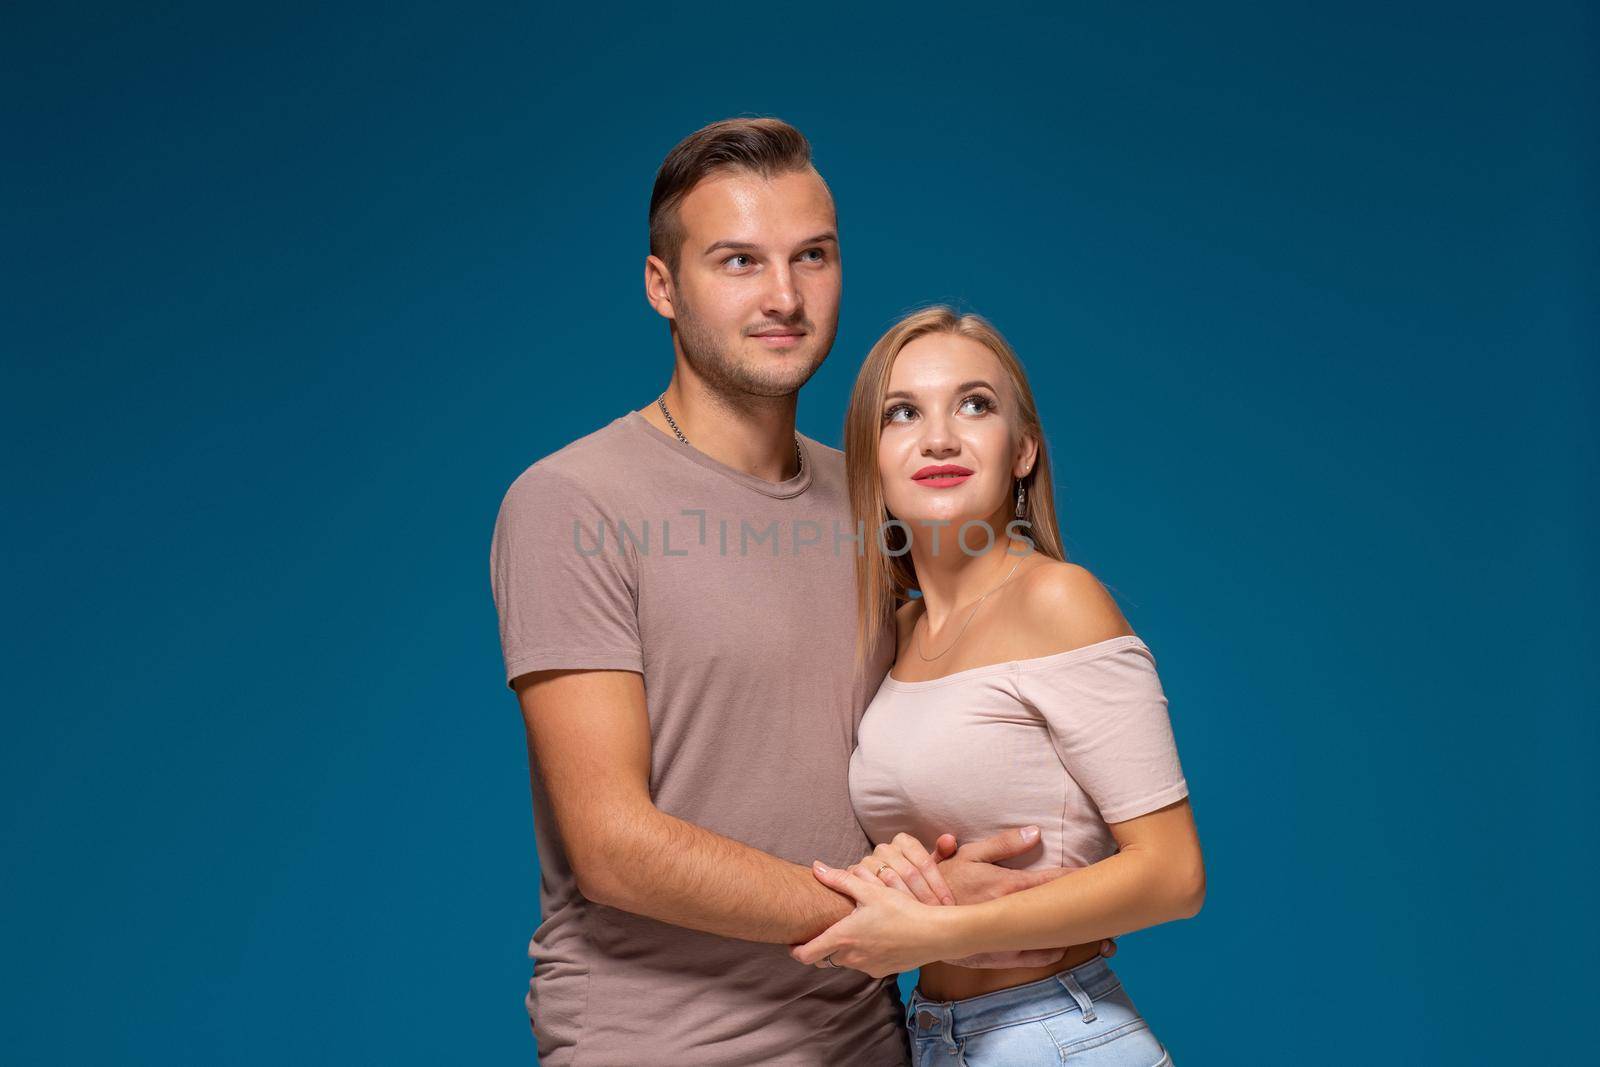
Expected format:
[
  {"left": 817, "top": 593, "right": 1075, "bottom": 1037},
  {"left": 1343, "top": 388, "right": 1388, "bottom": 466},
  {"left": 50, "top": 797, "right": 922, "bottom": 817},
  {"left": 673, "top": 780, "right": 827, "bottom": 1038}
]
[{"left": 791, "top": 861, "right": 950, "bottom": 978}]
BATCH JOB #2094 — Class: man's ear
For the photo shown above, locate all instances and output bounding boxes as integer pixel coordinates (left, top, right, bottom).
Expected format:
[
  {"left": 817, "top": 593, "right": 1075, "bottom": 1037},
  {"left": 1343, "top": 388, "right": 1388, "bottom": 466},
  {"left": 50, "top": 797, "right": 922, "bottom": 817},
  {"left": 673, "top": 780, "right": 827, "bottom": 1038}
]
[{"left": 644, "top": 255, "right": 677, "bottom": 321}]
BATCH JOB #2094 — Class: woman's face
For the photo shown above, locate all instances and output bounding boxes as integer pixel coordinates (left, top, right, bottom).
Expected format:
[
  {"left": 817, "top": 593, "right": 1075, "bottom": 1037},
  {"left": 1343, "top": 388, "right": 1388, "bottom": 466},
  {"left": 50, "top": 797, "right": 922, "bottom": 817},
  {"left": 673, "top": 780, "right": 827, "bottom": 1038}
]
[{"left": 877, "top": 333, "right": 1036, "bottom": 556}]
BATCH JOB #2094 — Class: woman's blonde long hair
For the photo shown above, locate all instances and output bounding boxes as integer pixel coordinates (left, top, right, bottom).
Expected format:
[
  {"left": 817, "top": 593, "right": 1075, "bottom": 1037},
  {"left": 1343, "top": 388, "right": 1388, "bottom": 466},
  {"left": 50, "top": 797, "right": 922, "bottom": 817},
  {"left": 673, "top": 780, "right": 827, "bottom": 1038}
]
[{"left": 844, "top": 306, "right": 1069, "bottom": 674}]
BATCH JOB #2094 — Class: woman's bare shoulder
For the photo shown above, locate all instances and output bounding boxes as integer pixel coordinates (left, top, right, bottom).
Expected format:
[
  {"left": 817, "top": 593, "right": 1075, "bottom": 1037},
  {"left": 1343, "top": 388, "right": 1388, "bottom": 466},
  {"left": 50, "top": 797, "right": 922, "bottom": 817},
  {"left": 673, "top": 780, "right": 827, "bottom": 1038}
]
[{"left": 1010, "top": 558, "right": 1135, "bottom": 656}]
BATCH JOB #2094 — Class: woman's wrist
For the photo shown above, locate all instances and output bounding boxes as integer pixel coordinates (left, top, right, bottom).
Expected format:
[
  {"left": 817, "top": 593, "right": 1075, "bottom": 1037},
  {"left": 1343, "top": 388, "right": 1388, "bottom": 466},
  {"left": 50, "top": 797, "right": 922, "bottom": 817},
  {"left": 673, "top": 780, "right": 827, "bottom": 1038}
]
[{"left": 928, "top": 900, "right": 987, "bottom": 961}]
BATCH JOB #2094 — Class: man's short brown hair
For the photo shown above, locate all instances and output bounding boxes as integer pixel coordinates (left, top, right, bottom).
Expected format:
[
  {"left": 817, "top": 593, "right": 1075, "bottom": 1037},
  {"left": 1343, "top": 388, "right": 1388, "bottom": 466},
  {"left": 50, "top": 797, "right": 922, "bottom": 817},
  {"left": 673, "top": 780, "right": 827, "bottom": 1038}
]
[{"left": 648, "top": 117, "right": 816, "bottom": 275}]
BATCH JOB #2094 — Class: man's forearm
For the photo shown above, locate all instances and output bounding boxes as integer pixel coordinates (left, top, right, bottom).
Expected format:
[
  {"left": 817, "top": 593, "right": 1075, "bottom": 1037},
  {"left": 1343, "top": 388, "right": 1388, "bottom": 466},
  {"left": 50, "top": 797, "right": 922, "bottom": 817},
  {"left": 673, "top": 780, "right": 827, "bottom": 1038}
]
[{"left": 578, "top": 806, "right": 854, "bottom": 944}]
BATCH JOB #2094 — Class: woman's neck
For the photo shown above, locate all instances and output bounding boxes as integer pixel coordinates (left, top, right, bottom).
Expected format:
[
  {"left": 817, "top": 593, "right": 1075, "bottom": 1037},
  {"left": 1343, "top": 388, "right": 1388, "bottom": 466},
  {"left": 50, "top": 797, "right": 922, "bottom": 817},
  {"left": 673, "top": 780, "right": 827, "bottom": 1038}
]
[{"left": 908, "top": 529, "right": 1035, "bottom": 632}]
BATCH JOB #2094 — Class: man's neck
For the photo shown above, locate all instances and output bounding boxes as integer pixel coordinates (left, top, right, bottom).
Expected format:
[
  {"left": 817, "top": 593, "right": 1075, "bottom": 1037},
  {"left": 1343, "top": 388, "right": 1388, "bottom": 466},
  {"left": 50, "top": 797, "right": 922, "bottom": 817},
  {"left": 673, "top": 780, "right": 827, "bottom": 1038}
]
[{"left": 637, "top": 383, "right": 801, "bottom": 484}]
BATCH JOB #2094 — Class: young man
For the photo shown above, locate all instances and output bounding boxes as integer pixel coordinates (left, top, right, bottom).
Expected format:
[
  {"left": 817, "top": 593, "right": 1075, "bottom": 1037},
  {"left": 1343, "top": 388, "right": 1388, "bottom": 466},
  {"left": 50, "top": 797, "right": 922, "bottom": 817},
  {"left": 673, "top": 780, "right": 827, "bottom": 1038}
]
[{"left": 489, "top": 117, "right": 1107, "bottom": 1066}]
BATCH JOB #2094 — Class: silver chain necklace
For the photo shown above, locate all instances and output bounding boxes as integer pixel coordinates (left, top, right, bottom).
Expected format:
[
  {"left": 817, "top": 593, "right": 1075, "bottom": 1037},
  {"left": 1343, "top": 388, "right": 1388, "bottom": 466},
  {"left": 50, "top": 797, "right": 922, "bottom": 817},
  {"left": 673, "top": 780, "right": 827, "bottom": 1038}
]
[
  {"left": 914, "top": 553, "right": 1025, "bottom": 661},
  {"left": 656, "top": 393, "right": 803, "bottom": 477}
]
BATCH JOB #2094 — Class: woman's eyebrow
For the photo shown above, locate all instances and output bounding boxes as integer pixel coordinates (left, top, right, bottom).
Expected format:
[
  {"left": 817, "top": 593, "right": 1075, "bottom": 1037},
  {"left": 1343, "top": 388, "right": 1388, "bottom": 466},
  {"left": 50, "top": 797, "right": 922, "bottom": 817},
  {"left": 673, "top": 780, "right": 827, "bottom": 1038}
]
[{"left": 883, "top": 379, "right": 997, "bottom": 401}]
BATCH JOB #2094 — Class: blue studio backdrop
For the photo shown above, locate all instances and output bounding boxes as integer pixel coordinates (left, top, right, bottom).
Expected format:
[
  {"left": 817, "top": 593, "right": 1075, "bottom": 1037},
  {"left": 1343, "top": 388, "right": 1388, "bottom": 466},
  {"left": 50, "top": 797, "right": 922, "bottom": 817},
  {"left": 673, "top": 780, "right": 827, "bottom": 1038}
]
[{"left": 4, "top": 2, "right": 1594, "bottom": 1064}]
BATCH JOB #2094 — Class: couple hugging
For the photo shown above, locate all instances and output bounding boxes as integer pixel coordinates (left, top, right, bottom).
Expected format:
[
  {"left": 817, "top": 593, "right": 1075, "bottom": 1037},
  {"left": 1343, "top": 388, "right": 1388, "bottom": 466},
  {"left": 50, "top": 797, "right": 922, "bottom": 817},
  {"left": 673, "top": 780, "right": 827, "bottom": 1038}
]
[{"left": 489, "top": 115, "right": 1203, "bottom": 1067}]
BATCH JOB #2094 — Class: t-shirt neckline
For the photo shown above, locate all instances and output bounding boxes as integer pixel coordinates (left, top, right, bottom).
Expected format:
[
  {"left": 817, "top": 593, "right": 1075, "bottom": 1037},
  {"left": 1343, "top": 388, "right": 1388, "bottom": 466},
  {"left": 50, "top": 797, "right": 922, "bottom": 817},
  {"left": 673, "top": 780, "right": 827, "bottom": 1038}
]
[
  {"left": 881, "top": 634, "right": 1149, "bottom": 690},
  {"left": 620, "top": 408, "right": 814, "bottom": 500}
]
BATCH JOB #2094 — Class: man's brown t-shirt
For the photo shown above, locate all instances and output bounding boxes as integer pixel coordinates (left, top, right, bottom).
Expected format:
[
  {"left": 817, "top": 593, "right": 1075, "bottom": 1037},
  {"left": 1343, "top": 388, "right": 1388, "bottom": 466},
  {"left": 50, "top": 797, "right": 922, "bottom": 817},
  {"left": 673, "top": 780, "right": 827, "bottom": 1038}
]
[{"left": 489, "top": 409, "right": 906, "bottom": 1066}]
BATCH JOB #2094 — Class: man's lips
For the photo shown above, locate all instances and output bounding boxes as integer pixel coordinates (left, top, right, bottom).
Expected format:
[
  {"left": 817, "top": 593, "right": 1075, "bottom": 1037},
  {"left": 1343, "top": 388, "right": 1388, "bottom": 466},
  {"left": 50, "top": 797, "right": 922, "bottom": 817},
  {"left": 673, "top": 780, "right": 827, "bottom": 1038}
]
[{"left": 750, "top": 330, "right": 806, "bottom": 347}]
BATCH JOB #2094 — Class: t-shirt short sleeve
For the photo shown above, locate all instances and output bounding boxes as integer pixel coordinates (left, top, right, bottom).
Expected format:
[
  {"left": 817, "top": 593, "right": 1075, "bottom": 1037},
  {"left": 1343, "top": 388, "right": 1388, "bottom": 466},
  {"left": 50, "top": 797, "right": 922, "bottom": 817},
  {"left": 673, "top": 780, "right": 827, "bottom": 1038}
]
[
  {"left": 1015, "top": 639, "right": 1190, "bottom": 823},
  {"left": 489, "top": 463, "right": 643, "bottom": 688}
]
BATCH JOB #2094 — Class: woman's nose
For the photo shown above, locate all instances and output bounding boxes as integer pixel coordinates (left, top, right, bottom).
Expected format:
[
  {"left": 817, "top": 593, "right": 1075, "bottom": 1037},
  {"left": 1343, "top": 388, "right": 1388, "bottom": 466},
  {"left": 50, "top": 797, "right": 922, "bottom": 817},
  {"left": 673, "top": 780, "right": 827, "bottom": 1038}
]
[{"left": 918, "top": 417, "right": 960, "bottom": 457}]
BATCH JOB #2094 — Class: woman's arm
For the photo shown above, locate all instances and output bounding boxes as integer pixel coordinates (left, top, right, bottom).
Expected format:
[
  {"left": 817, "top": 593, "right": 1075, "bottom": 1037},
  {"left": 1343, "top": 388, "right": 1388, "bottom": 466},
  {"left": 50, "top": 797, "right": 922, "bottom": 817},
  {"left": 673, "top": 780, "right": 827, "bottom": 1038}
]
[
  {"left": 932, "top": 562, "right": 1203, "bottom": 954},
  {"left": 791, "top": 798, "right": 1203, "bottom": 977},
  {"left": 794, "top": 563, "right": 1202, "bottom": 976},
  {"left": 840, "top": 828, "right": 1120, "bottom": 968},
  {"left": 937, "top": 797, "right": 1203, "bottom": 958}
]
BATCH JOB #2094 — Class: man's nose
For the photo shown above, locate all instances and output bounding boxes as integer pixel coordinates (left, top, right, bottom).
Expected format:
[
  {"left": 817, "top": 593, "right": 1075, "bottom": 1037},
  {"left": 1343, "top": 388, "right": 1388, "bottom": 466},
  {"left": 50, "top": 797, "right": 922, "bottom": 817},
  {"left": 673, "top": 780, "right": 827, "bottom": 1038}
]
[{"left": 762, "top": 264, "right": 801, "bottom": 319}]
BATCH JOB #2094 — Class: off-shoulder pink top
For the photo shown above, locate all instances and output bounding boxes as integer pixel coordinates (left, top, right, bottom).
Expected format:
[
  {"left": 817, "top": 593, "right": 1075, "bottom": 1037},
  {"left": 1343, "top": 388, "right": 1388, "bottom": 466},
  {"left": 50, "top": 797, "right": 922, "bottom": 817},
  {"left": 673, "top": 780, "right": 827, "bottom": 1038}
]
[{"left": 848, "top": 634, "right": 1190, "bottom": 870}]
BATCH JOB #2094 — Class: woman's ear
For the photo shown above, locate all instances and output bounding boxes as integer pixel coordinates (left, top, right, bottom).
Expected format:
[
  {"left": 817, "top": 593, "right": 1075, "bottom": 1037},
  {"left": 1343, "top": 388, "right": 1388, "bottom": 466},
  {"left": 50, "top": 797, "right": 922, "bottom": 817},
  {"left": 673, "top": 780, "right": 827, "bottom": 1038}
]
[{"left": 1015, "top": 434, "right": 1039, "bottom": 478}]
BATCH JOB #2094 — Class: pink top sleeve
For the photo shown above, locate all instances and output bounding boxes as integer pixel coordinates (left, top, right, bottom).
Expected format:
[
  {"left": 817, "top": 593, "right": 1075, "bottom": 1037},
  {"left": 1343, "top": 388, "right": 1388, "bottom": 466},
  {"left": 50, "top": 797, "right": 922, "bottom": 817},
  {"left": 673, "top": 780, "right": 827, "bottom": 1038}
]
[{"left": 1012, "top": 639, "right": 1190, "bottom": 823}]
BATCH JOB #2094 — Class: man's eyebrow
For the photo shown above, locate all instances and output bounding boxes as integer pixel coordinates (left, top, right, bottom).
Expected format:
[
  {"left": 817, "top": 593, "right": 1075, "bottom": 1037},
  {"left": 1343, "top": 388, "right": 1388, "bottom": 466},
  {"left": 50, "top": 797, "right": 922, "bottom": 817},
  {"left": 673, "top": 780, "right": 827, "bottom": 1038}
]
[
  {"left": 883, "top": 379, "right": 998, "bottom": 402},
  {"left": 702, "top": 232, "right": 839, "bottom": 256}
]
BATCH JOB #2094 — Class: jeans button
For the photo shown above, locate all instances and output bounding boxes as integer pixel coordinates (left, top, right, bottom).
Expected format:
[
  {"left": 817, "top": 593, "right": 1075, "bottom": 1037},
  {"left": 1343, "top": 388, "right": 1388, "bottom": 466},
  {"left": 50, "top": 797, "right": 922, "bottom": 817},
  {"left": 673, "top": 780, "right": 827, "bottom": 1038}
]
[{"left": 915, "top": 1010, "right": 938, "bottom": 1029}]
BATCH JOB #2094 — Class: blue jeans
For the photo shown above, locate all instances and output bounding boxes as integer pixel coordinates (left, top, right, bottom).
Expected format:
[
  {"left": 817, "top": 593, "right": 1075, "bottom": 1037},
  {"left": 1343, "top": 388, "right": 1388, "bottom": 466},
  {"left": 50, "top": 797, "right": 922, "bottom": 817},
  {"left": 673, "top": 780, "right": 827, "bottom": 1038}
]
[{"left": 905, "top": 955, "right": 1173, "bottom": 1065}]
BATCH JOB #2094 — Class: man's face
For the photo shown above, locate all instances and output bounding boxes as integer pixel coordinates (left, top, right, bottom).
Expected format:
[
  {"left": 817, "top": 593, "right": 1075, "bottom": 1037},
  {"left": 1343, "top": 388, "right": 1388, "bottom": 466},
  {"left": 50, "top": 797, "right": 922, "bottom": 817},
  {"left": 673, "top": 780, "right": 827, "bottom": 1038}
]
[{"left": 655, "top": 167, "right": 841, "bottom": 399}]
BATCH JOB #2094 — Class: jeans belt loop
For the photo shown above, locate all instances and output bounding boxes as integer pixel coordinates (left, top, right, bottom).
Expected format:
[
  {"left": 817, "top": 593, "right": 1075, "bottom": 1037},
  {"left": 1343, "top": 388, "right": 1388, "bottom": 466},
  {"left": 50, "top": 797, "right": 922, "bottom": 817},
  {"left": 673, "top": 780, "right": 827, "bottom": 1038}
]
[{"left": 1057, "top": 970, "right": 1098, "bottom": 1024}]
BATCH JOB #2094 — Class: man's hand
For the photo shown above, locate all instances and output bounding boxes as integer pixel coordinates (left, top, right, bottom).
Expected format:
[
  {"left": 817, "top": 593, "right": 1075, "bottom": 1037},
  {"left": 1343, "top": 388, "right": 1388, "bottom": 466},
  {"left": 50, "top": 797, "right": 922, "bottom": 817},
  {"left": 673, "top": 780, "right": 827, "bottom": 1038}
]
[
  {"left": 931, "top": 827, "right": 1117, "bottom": 968},
  {"left": 935, "top": 826, "right": 1059, "bottom": 904},
  {"left": 847, "top": 833, "right": 958, "bottom": 907}
]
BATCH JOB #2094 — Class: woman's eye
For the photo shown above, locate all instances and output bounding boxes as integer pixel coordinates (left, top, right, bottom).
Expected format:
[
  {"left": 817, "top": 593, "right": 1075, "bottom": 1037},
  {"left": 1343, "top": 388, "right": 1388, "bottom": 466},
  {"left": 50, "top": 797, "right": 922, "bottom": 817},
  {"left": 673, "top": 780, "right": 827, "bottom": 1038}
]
[
  {"left": 960, "top": 395, "right": 993, "bottom": 414},
  {"left": 883, "top": 404, "right": 913, "bottom": 422}
]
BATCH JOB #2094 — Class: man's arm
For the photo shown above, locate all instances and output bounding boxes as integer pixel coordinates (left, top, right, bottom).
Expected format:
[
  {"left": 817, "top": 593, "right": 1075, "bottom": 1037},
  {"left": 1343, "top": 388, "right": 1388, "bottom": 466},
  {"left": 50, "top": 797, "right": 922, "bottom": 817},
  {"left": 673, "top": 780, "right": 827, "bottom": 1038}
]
[{"left": 517, "top": 666, "right": 853, "bottom": 944}]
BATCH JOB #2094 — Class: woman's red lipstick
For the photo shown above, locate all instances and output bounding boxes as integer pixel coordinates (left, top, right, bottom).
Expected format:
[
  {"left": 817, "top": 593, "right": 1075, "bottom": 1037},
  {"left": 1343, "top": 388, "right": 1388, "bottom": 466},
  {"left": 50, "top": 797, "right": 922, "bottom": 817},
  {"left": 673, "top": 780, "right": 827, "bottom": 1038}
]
[{"left": 912, "top": 464, "right": 974, "bottom": 488}]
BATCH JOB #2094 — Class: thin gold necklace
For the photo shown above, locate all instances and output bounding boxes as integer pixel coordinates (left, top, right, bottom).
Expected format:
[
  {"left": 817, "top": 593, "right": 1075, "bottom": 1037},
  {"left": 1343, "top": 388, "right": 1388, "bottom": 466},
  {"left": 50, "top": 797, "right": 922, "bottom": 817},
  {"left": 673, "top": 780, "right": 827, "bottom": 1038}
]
[{"left": 914, "top": 552, "right": 1025, "bottom": 661}]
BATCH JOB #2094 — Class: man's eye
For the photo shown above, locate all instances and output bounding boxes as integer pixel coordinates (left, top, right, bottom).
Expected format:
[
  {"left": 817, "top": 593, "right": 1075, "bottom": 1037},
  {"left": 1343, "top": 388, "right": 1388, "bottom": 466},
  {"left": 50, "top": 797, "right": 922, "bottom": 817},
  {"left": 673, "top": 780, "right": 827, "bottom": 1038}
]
[
  {"left": 726, "top": 254, "right": 752, "bottom": 269},
  {"left": 800, "top": 249, "right": 825, "bottom": 262}
]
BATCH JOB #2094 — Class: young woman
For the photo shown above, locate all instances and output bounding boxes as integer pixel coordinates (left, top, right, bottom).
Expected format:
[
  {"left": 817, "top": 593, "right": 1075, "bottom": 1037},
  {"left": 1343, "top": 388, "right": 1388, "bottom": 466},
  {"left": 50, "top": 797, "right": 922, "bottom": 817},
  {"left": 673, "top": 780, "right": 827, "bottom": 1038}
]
[{"left": 791, "top": 307, "right": 1203, "bottom": 1066}]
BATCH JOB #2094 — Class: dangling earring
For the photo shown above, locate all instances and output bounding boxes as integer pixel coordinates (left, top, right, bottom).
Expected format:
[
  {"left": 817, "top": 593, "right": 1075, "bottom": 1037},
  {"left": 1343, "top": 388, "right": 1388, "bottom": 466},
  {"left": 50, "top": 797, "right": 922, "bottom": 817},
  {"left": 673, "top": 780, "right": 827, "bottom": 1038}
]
[{"left": 1014, "top": 478, "right": 1028, "bottom": 519}]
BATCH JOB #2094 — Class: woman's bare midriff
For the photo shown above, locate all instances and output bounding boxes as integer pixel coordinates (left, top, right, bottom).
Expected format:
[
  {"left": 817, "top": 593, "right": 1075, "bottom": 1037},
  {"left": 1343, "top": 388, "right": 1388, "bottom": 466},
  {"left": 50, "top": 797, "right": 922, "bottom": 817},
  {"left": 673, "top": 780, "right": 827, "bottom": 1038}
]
[{"left": 916, "top": 941, "right": 1105, "bottom": 1002}]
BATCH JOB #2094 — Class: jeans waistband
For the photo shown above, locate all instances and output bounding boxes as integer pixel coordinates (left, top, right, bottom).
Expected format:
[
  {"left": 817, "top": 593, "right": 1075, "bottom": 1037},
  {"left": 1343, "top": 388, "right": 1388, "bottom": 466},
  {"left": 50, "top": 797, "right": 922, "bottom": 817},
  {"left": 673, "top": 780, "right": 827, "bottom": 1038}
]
[{"left": 905, "top": 955, "right": 1121, "bottom": 1041}]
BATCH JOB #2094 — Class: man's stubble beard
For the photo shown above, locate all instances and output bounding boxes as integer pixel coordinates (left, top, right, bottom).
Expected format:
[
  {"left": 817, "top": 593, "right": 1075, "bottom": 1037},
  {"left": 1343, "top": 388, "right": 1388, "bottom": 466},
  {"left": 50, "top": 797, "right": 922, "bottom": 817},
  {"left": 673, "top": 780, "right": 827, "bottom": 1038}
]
[{"left": 671, "top": 281, "right": 836, "bottom": 405}]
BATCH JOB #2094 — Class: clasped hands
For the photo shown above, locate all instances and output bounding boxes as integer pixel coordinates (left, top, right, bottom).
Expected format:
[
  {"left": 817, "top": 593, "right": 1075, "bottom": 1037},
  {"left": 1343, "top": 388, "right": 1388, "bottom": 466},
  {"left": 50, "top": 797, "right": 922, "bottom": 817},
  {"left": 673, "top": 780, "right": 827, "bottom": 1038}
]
[{"left": 788, "top": 826, "right": 1115, "bottom": 979}]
